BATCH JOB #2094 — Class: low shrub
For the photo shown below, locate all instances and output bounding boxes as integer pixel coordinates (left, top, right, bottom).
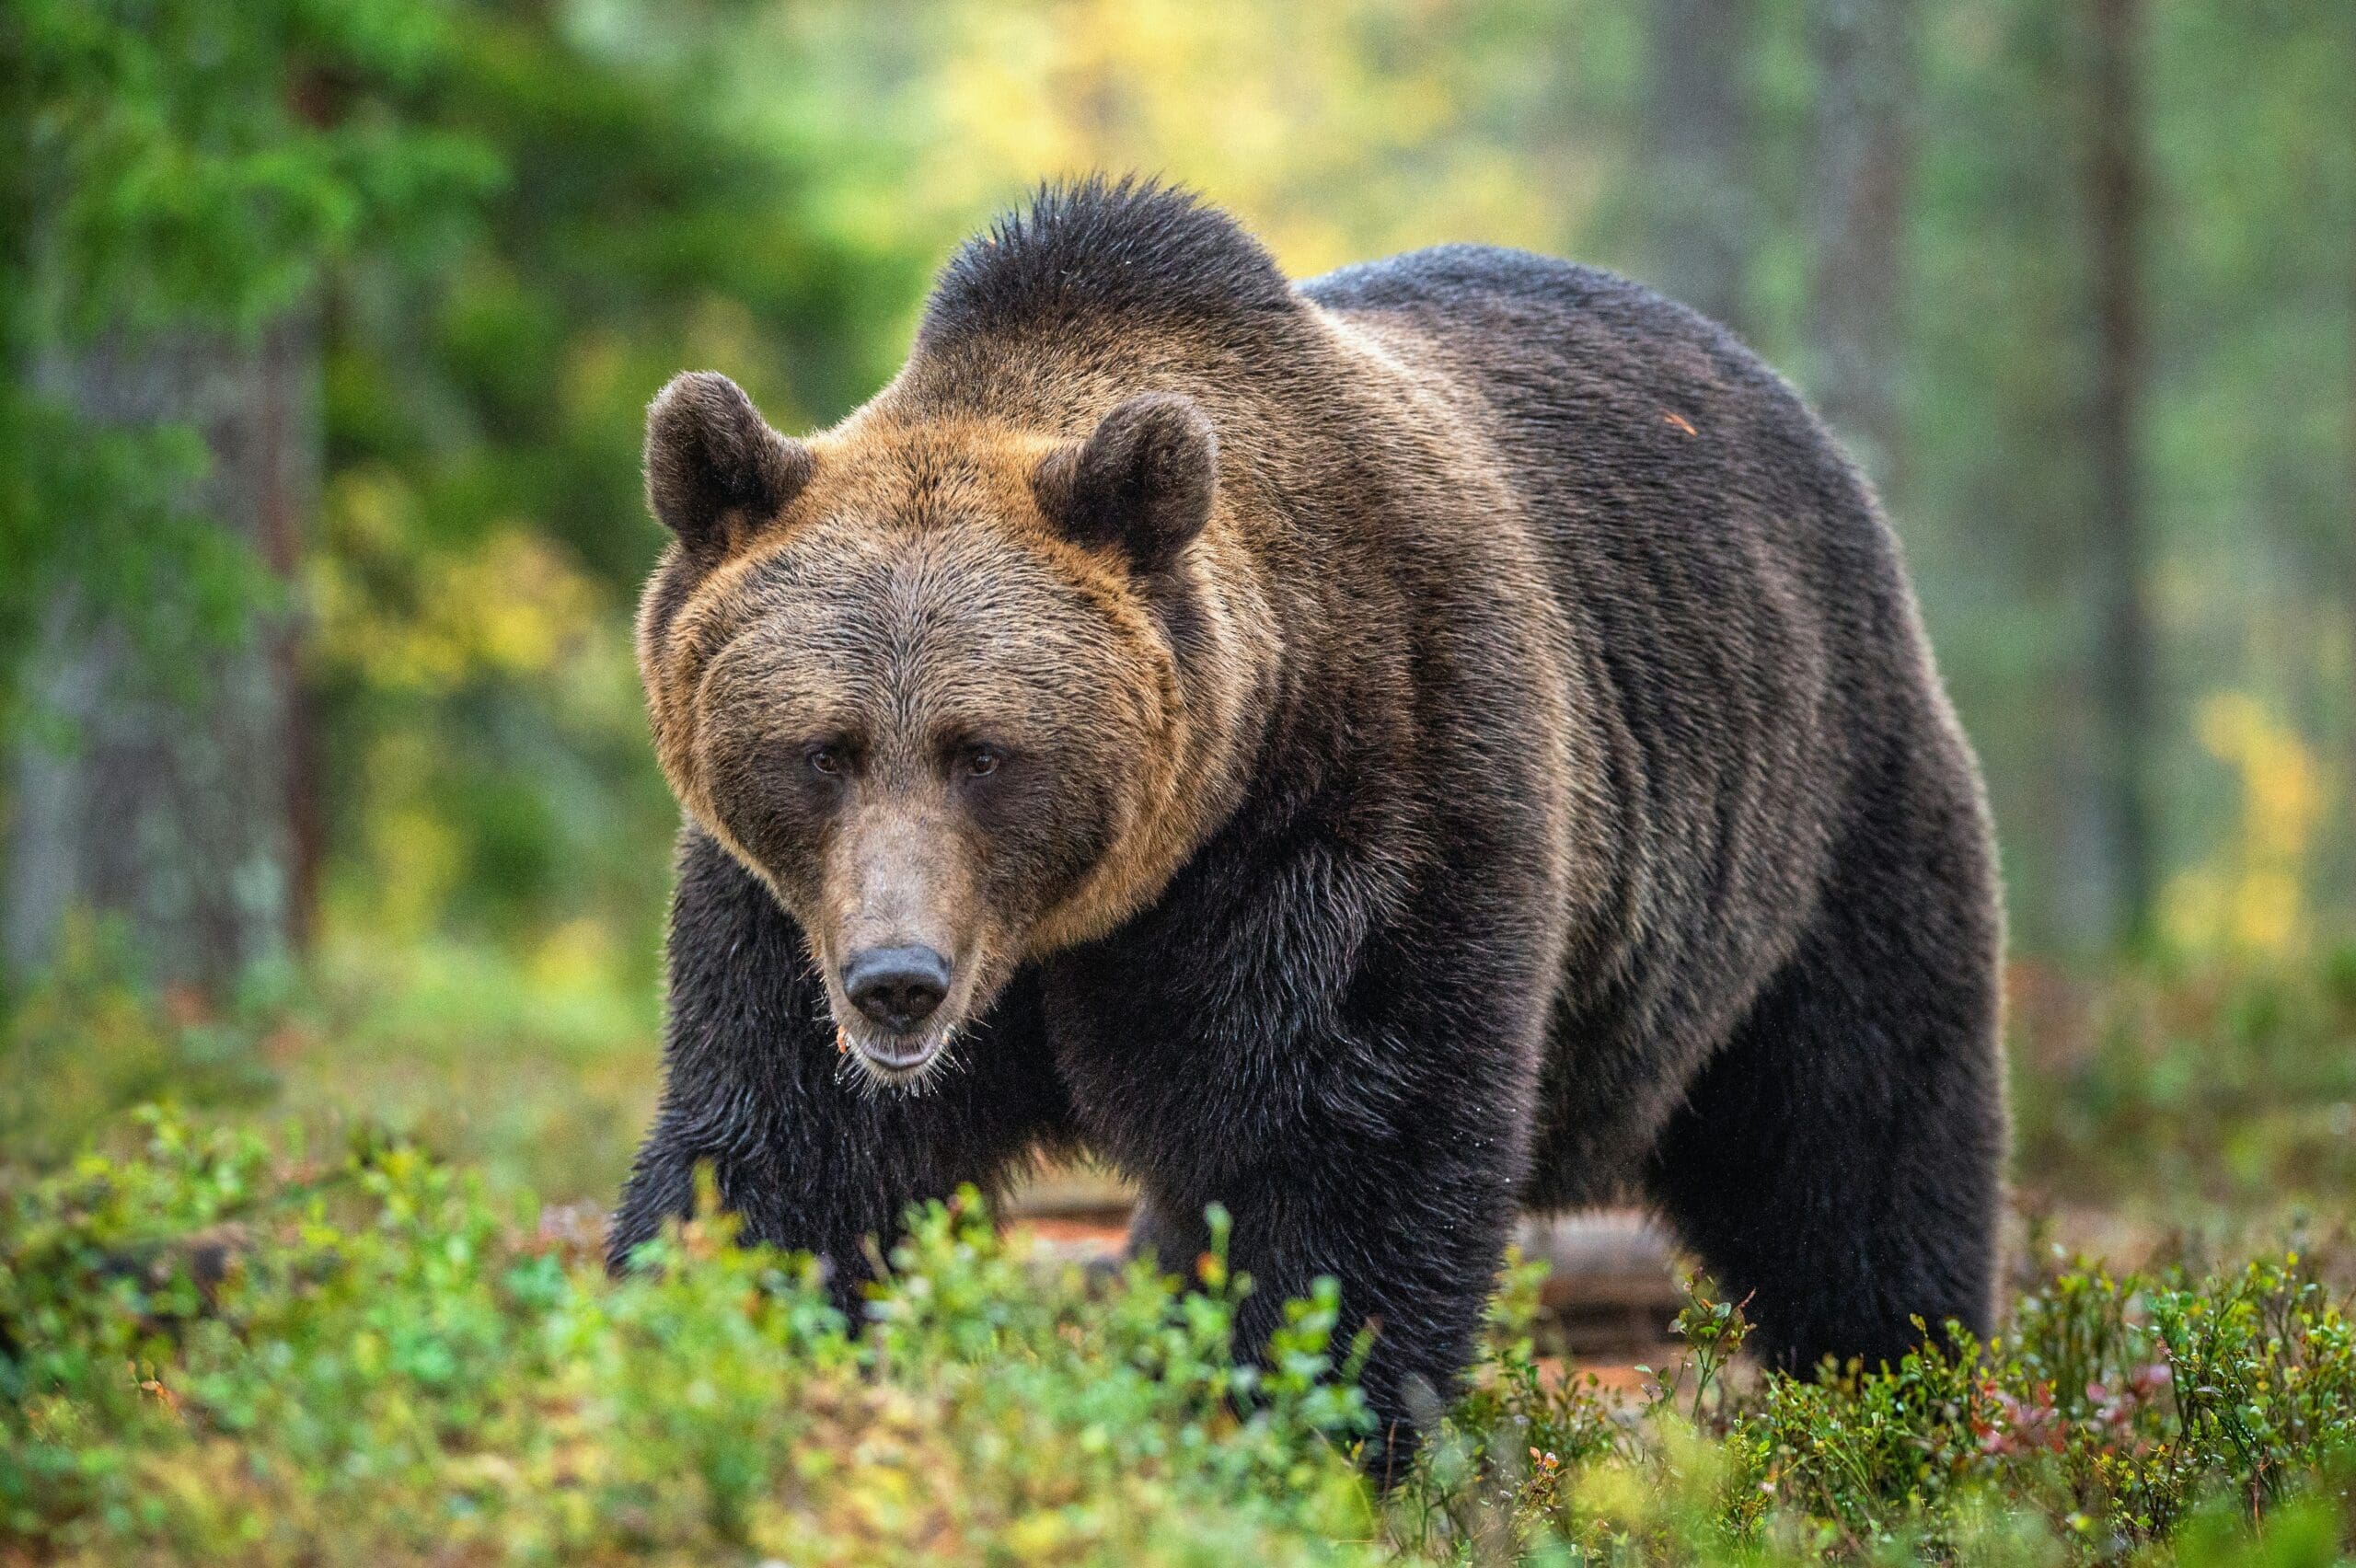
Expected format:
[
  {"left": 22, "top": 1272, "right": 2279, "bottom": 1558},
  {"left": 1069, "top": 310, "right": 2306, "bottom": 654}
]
[
  {"left": 2, "top": 1113, "right": 1379, "bottom": 1565},
  {"left": 6, "top": 1113, "right": 2353, "bottom": 1564}
]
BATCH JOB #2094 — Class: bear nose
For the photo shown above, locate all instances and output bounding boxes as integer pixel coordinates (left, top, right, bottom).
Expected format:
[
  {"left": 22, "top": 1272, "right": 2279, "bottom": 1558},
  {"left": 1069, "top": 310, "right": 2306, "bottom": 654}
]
[{"left": 843, "top": 945, "right": 952, "bottom": 1033}]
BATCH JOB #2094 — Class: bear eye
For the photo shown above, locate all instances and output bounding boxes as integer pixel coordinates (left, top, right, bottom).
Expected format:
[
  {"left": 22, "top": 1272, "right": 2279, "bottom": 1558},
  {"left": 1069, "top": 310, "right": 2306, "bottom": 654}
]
[
  {"left": 957, "top": 744, "right": 1004, "bottom": 779},
  {"left": 806, "top": 743, "right": 849, "bottom": 778}
]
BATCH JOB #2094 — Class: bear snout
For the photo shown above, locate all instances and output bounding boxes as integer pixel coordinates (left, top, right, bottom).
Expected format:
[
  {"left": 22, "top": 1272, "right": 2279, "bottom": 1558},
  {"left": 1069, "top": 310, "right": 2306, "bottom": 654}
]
[{"left": 843, "top": 944, "right": 953, "bottom": 1036}]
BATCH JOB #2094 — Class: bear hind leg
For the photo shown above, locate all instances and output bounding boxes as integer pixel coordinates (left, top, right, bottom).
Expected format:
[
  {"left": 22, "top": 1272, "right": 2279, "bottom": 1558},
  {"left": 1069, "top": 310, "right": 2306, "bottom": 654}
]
[{"left": 1645, "top": 846, "right": 2005, "bottom": 1374}]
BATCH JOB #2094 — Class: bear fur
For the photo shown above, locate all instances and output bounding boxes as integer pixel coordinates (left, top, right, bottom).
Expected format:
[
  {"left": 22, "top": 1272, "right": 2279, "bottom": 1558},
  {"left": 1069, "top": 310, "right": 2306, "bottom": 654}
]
[{"left": 611, "top": 179, "right": 2006, "bottom": 1470}]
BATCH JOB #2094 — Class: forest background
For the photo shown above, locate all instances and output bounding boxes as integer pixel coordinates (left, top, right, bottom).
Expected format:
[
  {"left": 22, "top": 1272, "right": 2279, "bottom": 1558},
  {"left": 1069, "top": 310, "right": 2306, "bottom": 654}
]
[{"left": 4, "top": 0, "right": 2351, "bottom": 1221}]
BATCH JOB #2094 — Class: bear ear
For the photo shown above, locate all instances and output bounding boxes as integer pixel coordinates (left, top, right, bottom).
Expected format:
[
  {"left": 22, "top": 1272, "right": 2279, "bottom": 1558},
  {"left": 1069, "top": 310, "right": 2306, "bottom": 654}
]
[
  {"left": 644, "top": 372, "right": 813, "bottom": 551},
  {"left": 1033, "top": 393, "right": 1218, "bottom": 574}
]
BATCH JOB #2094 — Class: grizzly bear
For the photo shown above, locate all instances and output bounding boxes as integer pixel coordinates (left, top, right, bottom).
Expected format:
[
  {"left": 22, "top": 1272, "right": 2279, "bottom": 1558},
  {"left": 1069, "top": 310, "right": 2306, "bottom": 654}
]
[{"left": 611, "top": 178, "right": 2005, "bottom": 1467}]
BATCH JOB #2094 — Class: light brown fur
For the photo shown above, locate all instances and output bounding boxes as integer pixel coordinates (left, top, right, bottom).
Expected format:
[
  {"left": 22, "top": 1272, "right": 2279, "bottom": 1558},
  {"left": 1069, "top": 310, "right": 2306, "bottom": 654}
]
[{"left": 635, "top": 377, "right": 1292, "bottom": 1076}]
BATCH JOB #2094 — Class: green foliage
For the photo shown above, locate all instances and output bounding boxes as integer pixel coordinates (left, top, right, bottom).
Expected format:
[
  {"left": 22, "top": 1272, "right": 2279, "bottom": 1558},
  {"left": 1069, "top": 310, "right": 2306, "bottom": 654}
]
[
  {"left": 9, "top": 0, "right": 489, "bottom": 336},
  {"left": 1394, "top": 1252, "right": 2356, "bottom": 1564},
  {"left": 1716, "top": 1257, "right": 2356, "bottom": 1558},
  {"left": 0, "top": 917, "right": 281, "bottom": 1167},
  {"left": 0, "top": 0, "right": 495, "bottom": 728},
  {"left": 5, "top": 1110, "right": 2353, "bottom": 1565},
  {"left": 1, "top": 1115, "right": 1386, "bottom": 1564}
]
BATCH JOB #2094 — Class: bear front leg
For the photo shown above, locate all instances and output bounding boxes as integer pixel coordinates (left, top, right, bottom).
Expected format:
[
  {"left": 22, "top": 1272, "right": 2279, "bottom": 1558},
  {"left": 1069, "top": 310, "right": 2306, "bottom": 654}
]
[
  {"left": 1124, "top": 1193, "right": 1212, "bottom": 1274},
  {"left": 609, "top": 829, "right": 1066, "bottom": 1304},
  {"left": 1158, "top": 1012, "right": 1539, "bottom": 1475},
  {"left": 1208, "top": 1110, "right": 1527, "bottom": 1482},
  {"left": 1050, "top": 831, "right": 1560, "bottom": 1478}
]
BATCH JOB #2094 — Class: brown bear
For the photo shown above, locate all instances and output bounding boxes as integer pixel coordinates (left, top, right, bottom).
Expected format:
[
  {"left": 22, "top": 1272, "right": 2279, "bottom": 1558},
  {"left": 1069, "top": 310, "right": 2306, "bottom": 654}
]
[{"left": 611, "top": 178, "right": 2005, "bottom": 1470}]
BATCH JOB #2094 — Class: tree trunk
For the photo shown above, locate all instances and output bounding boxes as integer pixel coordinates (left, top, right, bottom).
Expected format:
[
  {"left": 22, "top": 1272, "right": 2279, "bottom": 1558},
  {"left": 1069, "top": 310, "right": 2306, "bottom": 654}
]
[
  {"left": 1807, "top": 0, "right": 1917, "bottom": 490},
  {"left": 2083, "top": 0, "right": 2155, "bottom": 946},
  {"left": 4, "top": 317, "right": 318, "bottom": 997},
  {"left": 1645, "top": 0, "right": 1757, "bottom": 335}
]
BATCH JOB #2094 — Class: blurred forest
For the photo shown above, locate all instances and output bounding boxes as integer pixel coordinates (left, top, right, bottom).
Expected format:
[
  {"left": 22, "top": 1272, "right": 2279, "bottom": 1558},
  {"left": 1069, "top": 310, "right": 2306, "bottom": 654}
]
[{"left": 2, "top": 0, "right": 2352, "bottom": 1194}]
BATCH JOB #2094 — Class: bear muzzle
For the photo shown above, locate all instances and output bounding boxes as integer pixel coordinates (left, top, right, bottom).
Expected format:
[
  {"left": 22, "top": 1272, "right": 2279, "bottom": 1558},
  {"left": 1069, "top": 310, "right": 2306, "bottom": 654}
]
[
  {"left": 823, "top": 926, "right": 989, "bottom": 1084},
  {"left": 843, "top": 944, "right": 952, "bottom": 1039}
]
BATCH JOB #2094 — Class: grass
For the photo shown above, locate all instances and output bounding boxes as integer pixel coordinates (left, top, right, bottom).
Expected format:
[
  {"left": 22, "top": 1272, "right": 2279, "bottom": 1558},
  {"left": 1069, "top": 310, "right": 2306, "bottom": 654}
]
[
  {"left": 4, "top": 942, "right": 2355, "bottom": 1562},
  {"left": 0, "top": 922, "right": 660, "bottom": 1203}
]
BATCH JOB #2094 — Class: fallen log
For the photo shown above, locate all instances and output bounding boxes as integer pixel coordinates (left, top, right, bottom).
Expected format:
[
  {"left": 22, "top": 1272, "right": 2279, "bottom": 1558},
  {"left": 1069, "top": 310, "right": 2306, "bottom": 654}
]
[{"left": 1007, "top": 1169, "right": 1687, "bottom": 1355}]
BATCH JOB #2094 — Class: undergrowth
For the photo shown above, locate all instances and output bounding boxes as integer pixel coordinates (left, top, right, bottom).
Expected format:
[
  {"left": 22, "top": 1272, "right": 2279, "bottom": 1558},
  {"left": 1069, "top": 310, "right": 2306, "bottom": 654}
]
[{"left": 5, "top": 1113, "right": 2353, "bottom": 1564}]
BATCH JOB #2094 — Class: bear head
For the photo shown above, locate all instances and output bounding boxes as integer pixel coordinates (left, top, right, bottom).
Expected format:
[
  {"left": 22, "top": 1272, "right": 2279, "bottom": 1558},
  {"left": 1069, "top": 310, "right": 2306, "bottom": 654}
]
[{"left": 636, "top": 370, "right": 1262, "bottom": 1085}]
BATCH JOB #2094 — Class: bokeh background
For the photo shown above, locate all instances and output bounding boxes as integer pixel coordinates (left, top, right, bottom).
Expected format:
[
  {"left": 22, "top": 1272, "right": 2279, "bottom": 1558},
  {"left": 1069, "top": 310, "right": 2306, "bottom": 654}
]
[{"left": 4, "top": 0, "right": 2351, "bottom": 1243}]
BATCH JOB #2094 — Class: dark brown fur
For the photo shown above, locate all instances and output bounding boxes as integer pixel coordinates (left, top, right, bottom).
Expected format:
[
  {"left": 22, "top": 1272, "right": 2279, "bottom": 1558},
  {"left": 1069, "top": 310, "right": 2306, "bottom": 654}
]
[{"left": 613, "top": 179, "right": 2006, "bottom": 1475}]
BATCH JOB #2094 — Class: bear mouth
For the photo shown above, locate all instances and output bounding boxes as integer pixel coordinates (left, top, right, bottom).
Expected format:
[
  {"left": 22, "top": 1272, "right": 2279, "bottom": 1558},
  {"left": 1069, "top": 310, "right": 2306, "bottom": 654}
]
[
  {"left": 829, "top": 1004, "right": 968, "bottom": 1090},
  {"left": 850, "top": 1028, "right": 944, "bottom": 1078}
]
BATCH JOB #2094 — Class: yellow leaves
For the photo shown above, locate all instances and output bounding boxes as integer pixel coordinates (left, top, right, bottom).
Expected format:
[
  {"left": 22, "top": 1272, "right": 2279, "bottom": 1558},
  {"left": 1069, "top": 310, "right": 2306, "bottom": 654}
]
[
  {"left": 477, "top": 548, "right": 585, "bottom": 675},
  {"left": 364, "top": 776, "right": 463, "bottom": 943},
  {"left": 844, "top": 0, "right": 1583, "bottom": 283},
  {"left": 2162, "top": 690, "right": 2332, "bottom": 959},
  {"left": 317, "top": 518, "right": 609, "bottom": 697},
  {"left": 559, "top": 329, "right": 632, "bottom": 430},
  {"left": 999, "top": 1505, "right": 1079, "bottom": 1561},
  {"left": 528, "top": 917, "right": 620, "bottom": 996},
  {"left": 2194, "top": 691, "right": 2324, "bottom": 862},
  {"left": 1567, "top": 1413, "right": 1737, "bottom": 1552}
]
